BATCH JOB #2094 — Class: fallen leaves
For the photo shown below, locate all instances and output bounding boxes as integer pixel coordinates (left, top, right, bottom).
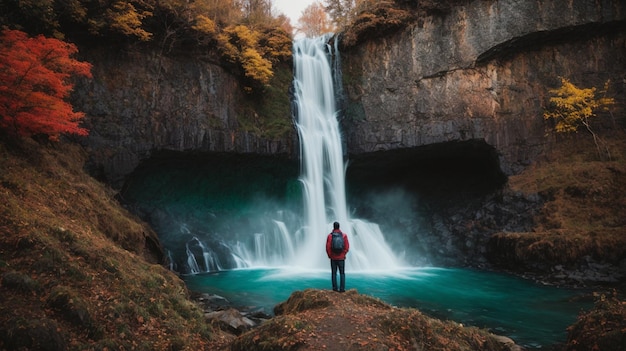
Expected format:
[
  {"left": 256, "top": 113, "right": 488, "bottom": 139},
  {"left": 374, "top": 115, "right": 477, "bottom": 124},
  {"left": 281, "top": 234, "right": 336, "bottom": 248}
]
[{"left": 231, "top": 289, "right": 511, "bottom": 351}]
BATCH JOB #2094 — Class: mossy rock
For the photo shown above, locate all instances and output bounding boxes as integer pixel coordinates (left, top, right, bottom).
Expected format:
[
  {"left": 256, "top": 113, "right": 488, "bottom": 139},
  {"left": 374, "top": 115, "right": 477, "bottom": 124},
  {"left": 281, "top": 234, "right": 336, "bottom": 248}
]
[
  {"left": 46, "top": 285, "right": 100, "bottom": 338},
  {"left": 1, "top": 271, "right": 41, "bottom": 293},
  {"left": 274, "top": 289, "right": 332, "bottom": 315},
  {"left": 0, "top": 317, "right": 66, "bottom": 351}
]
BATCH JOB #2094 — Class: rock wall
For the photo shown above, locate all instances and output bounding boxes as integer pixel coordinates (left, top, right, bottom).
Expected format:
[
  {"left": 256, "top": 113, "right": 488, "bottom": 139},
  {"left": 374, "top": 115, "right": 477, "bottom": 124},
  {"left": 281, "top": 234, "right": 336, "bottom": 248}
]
[
  {"left": 341, "top": 0, "right": 626, "bottom": 174},
  {"left": 72, "top": 49, "right": 294, "bottom": 187},
  {"left": 73, "top": 0, "right": 626, "bottom": 186}
]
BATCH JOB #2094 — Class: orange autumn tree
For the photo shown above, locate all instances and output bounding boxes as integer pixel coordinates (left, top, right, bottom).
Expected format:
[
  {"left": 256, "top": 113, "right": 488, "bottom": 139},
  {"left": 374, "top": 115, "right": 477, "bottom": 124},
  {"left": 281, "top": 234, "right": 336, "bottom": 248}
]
[{"left": 0, "top": 29, "right": 92, "bottom": 141}]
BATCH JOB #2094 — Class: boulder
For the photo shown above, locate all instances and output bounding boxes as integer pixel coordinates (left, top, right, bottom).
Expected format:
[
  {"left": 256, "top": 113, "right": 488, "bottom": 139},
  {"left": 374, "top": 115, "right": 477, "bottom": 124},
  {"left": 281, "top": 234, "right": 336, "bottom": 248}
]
[{"left": 205, "top": 308, "right": 257, "bottom": 334}]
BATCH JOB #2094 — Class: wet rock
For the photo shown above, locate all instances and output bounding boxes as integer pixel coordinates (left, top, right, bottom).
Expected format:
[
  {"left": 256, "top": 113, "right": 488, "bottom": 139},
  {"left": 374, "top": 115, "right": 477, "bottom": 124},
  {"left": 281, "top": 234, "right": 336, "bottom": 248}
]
[
  {"left": 205, "top": 308, "right": 257, "bottom": 334},
  {"left": 491, "top": 334, "right": 525, "bottom": 351},
  {"left": 419, "top": 189, "right": 542, "bottom": 267},
  {"left": 192, "top": 292, "right": 231, "bottom": 311}
]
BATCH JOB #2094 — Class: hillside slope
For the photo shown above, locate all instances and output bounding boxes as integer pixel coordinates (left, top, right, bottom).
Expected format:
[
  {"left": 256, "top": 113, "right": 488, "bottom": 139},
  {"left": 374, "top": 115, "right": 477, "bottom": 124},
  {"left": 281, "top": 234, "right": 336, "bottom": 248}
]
[{"left": 0, "top": 138, "right": 212, "bottom": 350}]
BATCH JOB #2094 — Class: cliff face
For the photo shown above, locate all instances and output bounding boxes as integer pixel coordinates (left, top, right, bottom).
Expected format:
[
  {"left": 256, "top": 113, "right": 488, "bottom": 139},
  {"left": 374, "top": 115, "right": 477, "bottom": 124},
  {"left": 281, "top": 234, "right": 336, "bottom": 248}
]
[
  {"left": 74, "top": 0, "right": 626, "bottom": 185},
  {"left": 73, "top": 49, "right": 294, "bottom": 186},
  {"left": 341, "top": 0, "right": 626, "bottom": 174}
]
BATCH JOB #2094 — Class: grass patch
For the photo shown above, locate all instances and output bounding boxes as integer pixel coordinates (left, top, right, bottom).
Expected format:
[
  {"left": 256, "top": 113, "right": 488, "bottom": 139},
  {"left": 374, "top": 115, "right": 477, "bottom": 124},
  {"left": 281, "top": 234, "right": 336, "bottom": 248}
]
[
  {"left": 378, "top": 309, "right": 507, "bottom": 351},
  {"left": 274, "top": 288, "right": 332, "bottom": 315}
]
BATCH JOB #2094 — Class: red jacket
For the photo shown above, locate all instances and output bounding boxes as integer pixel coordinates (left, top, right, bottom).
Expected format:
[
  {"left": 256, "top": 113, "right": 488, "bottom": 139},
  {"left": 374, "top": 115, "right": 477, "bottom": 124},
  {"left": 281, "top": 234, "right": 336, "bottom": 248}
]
[{"left": 326, "top": 230, "right": 349, "bottom": 260}]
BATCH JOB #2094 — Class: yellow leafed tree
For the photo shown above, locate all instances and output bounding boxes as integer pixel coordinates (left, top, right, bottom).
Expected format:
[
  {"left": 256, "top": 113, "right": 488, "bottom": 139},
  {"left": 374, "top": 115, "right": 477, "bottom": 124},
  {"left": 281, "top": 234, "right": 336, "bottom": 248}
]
[
  {"left": 192, "top": 15, "right": 217, "bottom": 35},
  {"left": 217, "top": 25, "right": 274, "bottom": 87},
  {"left": 107, "top": 1, "right": 153, "bottom": 41},
  {"left": 241, "top": 48, "right": 272, "bottom": 83},
  {"left": 544, "top": 77, "right": 615, "bottom": 158}
]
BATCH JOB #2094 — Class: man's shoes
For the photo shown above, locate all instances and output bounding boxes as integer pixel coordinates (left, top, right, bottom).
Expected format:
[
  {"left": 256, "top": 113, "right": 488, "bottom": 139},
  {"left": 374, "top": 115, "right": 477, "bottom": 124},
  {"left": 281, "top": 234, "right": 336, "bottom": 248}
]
[
  {"left": 339, "top": 290, "right": 345, "bottom": 293},
  {"left": 332, "top": 288, "right": 338, "bottom": 292}
]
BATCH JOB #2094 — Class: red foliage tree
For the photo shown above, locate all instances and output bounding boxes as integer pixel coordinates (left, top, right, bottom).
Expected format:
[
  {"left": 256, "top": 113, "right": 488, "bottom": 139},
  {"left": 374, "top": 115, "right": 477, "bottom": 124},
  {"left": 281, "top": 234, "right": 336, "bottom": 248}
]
[{"left": 0, "top": 29, "right": 92, "bottom": 141}]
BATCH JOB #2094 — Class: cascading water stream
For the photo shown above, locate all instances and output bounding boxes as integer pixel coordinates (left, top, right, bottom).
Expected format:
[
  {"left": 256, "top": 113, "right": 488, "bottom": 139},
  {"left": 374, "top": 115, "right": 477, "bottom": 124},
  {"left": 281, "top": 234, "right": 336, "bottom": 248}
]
[{"left": 291, "top": 36, "right": 402, "bottom": 270}]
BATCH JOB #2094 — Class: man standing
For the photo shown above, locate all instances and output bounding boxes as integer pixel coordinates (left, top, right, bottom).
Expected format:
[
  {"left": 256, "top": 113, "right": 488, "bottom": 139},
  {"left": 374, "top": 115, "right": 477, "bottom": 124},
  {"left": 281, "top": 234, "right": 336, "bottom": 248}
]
[{"left": 326, "top": 221, "right": 349, "bottom": 292}]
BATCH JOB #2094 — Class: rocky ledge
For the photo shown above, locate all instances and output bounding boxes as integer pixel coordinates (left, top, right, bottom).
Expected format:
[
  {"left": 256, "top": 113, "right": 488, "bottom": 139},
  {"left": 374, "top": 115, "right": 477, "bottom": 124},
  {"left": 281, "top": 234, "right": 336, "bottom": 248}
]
[{"left": 198, "top": 288, "right": 525, "bottom": 351}]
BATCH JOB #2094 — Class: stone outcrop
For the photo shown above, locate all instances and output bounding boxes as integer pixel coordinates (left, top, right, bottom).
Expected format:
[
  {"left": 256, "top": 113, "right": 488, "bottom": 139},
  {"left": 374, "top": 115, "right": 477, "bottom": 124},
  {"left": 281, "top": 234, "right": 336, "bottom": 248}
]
[
  {"left": 72, "top": 49, "right": 294, "bottom": 187},
  {"left": 340, "top": 0, "right": 626, "bottom": 175}
]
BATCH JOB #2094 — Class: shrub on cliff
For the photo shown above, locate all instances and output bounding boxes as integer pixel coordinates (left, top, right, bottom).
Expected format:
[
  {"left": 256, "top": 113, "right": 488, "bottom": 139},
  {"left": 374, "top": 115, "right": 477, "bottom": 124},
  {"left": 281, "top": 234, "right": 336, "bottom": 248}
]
[
  {"left": 341, "top": 1, "right": 414, "bottom": 47},
  {"left": 544, "top": 77, "right": 616, "bottom": 159},
  {"left": 339, "top": 0, "right": 470, "bottom": 48}
]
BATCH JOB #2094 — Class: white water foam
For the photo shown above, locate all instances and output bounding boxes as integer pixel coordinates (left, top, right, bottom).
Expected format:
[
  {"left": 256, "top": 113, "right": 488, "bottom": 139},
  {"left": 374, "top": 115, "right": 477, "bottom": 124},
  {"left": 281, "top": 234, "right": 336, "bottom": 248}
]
[{"left": 290, "top": 36, "right": 402, "bottom": 270}]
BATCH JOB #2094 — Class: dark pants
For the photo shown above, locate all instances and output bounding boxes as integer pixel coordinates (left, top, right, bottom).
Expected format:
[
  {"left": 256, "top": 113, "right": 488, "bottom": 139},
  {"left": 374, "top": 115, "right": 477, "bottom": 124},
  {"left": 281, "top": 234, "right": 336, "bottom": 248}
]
[{"left": 330, "top": 259, "right": 345, "bottom": 292}]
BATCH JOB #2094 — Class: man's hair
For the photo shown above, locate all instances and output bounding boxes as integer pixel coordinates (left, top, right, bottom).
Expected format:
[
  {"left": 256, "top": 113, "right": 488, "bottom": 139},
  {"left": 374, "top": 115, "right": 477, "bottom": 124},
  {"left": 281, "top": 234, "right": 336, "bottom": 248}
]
[{"left": 333, "top": 222, "right": 340, "bottom": 230}]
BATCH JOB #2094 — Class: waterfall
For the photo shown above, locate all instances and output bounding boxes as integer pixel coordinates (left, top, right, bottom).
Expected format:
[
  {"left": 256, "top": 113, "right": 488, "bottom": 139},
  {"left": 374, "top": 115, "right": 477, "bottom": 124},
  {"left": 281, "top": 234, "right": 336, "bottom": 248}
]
[
  {"left": 174, "top": 36, "right": 403, "bottom": 274},
  {"left": 291, "top": 36, "right": 402, "bottom": 270}
]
